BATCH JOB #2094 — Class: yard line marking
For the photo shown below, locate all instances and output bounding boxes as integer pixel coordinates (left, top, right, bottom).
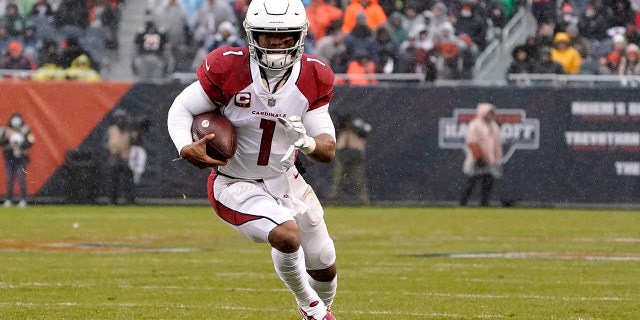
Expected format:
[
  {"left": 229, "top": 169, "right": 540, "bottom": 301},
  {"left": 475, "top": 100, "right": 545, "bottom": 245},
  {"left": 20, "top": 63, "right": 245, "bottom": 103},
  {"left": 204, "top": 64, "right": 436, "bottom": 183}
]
[
  {"left": 410, "top": 251, "right": 640, "bottom": 261},
  {"left": 463, "top": 278, "right": 620, "bottom": 286},
  {"left": 352, "top": 290, "right": 632, "bottom": 302},
  {"left": 421, "top": 236, "right": 640, "bottom": 243},
  {"left": 0, "top": 239, "right": 210, "bottom": 253}
]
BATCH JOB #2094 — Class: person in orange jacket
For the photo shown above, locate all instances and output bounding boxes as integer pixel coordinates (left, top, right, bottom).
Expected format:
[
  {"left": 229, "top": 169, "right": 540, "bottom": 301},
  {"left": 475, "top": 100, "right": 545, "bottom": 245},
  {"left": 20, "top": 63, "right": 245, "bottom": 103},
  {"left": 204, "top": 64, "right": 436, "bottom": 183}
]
[
  {"left": 341, "top": 0, "right": 387, "bottom": 33},
  {"left": 306, "top": 0, "right": 343, "bottom": 41},
  {"left": 346, "top": 50, "right": 378, "bottom": 85}
]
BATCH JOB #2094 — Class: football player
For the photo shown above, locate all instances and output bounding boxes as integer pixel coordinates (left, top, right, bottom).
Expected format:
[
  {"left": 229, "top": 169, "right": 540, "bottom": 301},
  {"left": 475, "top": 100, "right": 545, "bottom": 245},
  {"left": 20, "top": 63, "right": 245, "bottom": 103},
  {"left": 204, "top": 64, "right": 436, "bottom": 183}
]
[{"left": 167, "top": 0, "right": 338, "bottom": 319}]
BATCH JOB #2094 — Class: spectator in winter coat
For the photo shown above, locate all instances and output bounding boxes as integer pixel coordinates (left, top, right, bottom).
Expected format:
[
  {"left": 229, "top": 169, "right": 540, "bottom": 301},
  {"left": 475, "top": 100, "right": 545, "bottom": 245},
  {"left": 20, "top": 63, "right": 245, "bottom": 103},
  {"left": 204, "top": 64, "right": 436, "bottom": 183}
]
[
  {"left": 315, "top": 30, "right": 348, "bottom": 73},
  {"left": 551, "top": 32, "right": 582, "bottom": 74},
  {"left": 452, "top": 2, "right": 488, "bottom": 50},
  {"left": 374, "top": 24, "right": 397, "bottom": 73},
  {"left": 401, "top": 0, "right": 427, "bottom": 39},
  {"left": 507, "top": 45, "right": 534, "bottom": 75},
  {"left": 610, "top": 0, "right": 635, "bottom": 29},
  {"left": 531, "top": 0, "right": 557, "bottom": 25},
  {"left": 29, "top": 0, "right": 54, "bottom": 19},
  {"left": 306, "top": 0, "right": 343, "bottom": 41},
  {"left": 346, "top": 50, "right": 378, "bottom": 85},
  {"left": 190, "top": 20, "right": 245, "bottom": 70},
  {"left": 423, "top": 2, "right": 451, "bottom": 35},
  {"left": 60, "top": 37, "right": 99, "bottom": 71},
  {"left": 341, "top": 0, "right": 387, "bottom": 33},
  {"left": 577, "top": 3, "right": 609, "bottom": 42},
  {"left": 599, "top": 33, "right": 627, "bottom": 74},
  {"left": 65, "top": 54, "right": 101, "bottom": 81},
  {"left": 619, "top": 43, "right": 640, "bottom": 74},
  {"left": 192, "top": 0, "right": 237, "bottom": 45},
  {"left": 0, "top": 40, "right": 37, "bottom": 70},
  {"left": 344, "top": 13, "right": 379, "bottom": 64},
  {"left": 385, "top": 11, "right": 408, "bottom": 47},
  {"left": 154, "top": 0, "right": 190, "bottom": 70},
  {"left": 531, "top": 46, "right": 565, "bottom": 73},
  {"left": 53, "top": 0, "right": 89, "bottom": 29},
  {"left": 2, "top": 3, "right": 24, "bottom": 37}
]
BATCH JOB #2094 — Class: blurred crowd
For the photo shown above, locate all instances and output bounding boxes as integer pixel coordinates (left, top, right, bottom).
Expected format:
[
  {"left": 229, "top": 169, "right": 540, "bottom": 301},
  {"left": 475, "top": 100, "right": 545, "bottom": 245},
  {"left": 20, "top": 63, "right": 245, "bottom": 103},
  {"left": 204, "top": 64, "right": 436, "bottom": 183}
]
[
  {"left": 131, "top": 0, "right": 521, "bottom": 82},
  {"left": 0, "top": 0, "right": 124, "bottom": 81},
  {"left": 0, "top": 0, "right": 527, "bottom": 82},
  {"left": 508, "top": 0, "right": 640, "bottom": 79}
]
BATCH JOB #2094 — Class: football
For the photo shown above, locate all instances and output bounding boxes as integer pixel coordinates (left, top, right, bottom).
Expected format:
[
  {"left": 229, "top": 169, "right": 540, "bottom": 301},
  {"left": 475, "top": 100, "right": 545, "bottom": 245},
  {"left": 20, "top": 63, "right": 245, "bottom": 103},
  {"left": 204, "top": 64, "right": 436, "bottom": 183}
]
[{"left": 191, "top": 111, "right": 237, "bottom": 161}]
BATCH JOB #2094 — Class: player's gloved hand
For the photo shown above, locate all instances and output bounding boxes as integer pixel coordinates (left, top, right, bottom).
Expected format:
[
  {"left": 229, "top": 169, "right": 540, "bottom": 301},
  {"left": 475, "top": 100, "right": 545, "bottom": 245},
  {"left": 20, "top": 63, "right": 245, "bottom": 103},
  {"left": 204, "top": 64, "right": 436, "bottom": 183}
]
[
  {"left": 277, "top": 116, "right": 316, "bottom": 154},
  {"left": 475, "top": 157, "right": 487, "bottom": 168}
]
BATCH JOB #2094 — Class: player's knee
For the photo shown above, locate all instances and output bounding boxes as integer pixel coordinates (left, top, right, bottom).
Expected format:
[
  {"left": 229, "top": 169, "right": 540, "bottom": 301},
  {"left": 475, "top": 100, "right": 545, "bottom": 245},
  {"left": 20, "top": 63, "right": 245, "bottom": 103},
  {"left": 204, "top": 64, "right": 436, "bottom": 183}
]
[
  {"left": 307, "top": 263, "right": 337, "bottom": 282},
  {"left": 268, "top": 221, "right": 300, "bottom": 253},
  {"left": 305, "top": 238, "right": 336, "bottom": 272}
]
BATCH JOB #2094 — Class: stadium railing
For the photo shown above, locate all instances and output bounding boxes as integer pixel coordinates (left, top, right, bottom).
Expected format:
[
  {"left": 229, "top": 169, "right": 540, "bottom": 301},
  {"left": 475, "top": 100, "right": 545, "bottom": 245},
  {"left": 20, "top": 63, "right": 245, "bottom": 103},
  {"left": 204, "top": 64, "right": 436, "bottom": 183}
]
[
  {"left": 5, "top": 69, "right": 640, "bottom": 88},
  {"left": 507, "top": 73, "right": 640, "bottom": 87},
  {"left": 0, "top": 69, "right": 99, "bottom": 80},
  {"left": 473, "top": 7, "right": 537, "bottom": 81}
]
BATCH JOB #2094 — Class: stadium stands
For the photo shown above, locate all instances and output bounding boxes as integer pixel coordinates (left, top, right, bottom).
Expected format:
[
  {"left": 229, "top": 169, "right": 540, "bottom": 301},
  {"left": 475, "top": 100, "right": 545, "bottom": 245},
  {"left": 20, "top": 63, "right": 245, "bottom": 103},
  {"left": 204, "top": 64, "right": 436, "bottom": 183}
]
[{"left": 1, "top": 0, "right": 639, "bottom": 85}]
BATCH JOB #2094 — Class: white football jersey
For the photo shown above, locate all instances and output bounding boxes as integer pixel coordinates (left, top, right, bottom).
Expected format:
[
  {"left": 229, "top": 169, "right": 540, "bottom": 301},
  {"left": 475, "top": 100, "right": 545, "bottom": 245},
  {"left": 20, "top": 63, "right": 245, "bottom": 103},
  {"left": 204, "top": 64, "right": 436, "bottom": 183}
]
[{"left": 196, "top": 46, "right": 335, "bottom": 179}]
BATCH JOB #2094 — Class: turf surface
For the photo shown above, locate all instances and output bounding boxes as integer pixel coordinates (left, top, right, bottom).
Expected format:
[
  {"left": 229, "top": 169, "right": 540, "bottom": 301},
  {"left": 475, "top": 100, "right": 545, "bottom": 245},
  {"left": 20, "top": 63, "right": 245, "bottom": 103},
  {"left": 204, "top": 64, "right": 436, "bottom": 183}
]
[{"left": 0, "top": 205, "right": 638, "bottom": 319}]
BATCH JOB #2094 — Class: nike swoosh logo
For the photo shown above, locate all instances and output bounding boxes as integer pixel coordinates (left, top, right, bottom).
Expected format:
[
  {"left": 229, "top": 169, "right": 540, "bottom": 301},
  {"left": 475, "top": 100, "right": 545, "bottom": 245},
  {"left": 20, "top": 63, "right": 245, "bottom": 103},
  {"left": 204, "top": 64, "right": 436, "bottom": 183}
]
[
  {"left": 205, "top": 59, "right": 211, "bottom": 71},
  {"left": 293, "top": 173, "right": 299, "bottom": 179}
]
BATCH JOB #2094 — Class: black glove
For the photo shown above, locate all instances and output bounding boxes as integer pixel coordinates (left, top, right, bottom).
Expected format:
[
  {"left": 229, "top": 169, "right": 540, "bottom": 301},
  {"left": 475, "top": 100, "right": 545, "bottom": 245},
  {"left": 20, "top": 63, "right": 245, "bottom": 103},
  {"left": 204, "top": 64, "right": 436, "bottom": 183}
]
[{"left": 475, "top": 157, "right": 487, "bottom": 168}]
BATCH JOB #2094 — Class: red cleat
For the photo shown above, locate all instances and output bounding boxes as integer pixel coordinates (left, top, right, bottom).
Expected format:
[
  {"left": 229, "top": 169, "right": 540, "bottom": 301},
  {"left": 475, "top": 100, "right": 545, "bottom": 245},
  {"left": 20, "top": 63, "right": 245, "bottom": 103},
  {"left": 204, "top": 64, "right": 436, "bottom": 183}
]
[
  {"left": 322, "top": 308, "right": 336, "bottom": 320},
  {"left": 299, "top": 307, "right": 336, "bottom": 320}
]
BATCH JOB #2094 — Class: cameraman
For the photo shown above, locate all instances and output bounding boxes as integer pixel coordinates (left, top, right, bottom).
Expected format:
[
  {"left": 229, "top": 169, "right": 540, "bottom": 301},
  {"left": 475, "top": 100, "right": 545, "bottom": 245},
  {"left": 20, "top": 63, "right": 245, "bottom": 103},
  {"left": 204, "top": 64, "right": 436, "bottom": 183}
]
[
  {"left": 105, "top": 109, "right": 149, "bottom": 204},
  {"left": 1, "top": 113, "right": 35, "bottom": 208},
  {"left": 327, "top": 114, "right": 372, "bottom": 205}
]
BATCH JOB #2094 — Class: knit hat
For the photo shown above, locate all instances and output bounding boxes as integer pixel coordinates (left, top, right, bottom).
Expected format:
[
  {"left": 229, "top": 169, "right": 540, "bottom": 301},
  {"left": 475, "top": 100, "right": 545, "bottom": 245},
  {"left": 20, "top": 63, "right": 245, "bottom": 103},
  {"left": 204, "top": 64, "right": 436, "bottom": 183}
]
[
  {"left": 626, "top": 44, "right": 640, "bottom": 57},
  {"left": 8, "top": 40, "right": 22, "bottom": 53},
  {"left": 613, "top": 34, "right": 627, "bottom": 45},
  {"left": 539, "top": 46, "right": 552, "bottom": 55}
]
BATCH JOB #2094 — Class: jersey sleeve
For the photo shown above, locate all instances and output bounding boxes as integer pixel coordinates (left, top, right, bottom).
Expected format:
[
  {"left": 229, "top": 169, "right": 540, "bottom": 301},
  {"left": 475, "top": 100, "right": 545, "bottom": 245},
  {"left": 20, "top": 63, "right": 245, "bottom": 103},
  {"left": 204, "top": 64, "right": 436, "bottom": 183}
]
[
  {"left": 298, "top": 54, "right": 336, "bottom": 111},
  {"left": 303, "top": 105, "right": 336, "bottom": 141},
  {"left": 196, "top": 46, "right": 252, "bottom": 107},
  {"left": 167, "top": 81, "right": 217, "bottom": 154}
]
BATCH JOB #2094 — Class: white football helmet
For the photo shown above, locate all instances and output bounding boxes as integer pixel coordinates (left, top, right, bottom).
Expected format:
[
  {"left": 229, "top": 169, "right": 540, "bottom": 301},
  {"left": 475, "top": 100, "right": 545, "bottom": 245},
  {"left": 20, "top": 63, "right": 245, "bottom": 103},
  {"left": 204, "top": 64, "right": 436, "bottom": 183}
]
[{"left": 243, "top": 0, "right": 308, "bottom": 70}]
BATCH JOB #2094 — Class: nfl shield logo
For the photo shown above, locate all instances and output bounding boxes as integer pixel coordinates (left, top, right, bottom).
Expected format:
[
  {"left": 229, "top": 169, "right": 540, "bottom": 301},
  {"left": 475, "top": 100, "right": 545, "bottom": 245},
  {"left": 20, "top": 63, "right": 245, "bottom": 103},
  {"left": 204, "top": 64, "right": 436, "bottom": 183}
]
[{"left": 267, "top": 98, "right": 276, "bottom": 107}]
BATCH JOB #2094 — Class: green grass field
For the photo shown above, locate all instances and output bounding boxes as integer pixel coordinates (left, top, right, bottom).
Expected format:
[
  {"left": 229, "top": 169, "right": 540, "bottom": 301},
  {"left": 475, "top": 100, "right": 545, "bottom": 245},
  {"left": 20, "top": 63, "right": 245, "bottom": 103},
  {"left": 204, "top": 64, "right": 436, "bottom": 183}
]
[{"left": 1, "top": 205, "right": 639, "bottom": 319}]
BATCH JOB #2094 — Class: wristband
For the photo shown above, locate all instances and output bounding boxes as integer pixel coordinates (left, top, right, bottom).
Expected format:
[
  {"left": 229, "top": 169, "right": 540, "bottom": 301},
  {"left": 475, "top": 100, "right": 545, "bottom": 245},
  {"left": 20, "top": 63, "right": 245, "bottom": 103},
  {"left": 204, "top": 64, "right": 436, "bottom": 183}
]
[{"left": 299, "top": 137, "right": 316, "bottom": 154}]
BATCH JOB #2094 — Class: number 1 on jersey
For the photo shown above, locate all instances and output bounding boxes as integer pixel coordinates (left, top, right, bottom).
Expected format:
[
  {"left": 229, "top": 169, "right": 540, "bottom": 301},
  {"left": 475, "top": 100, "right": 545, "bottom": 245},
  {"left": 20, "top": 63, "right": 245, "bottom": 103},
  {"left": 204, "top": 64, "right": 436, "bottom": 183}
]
[{"left": 258, "top": 118, "right": 276, "bottom": 166}]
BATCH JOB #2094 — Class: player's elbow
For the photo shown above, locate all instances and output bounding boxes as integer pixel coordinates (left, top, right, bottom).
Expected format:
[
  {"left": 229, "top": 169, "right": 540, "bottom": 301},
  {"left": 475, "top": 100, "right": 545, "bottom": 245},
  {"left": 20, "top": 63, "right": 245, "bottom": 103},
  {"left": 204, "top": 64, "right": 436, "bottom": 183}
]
[
  {"left": 312, "top": 138, "right": 336, "bottom": 163},
  {"left": 314, "top": 149, "right": 335, "bottom": 163}
]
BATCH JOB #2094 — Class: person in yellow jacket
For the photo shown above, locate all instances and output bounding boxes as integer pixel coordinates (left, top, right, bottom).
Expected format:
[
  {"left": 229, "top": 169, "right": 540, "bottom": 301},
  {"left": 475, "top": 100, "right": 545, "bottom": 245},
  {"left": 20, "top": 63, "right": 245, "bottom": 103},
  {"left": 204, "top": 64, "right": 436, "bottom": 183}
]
[
  {"left": 32, "top": 64, "right": 67, "bottom": 81},
  {"left": 551, "top": 32, "right": 582, "bottom": 74},
  {"left": 65, "top": 54, "right": 101, "bottom": 82}
]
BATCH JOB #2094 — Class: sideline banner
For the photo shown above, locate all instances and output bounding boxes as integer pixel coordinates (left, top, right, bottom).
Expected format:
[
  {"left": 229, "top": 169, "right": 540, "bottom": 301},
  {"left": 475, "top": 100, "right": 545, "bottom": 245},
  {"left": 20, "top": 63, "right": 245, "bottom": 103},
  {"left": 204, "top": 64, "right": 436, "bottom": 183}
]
[
  {"left": 0, "top": 81, "right": 131, "bottom": 196},
  {"left": 305, "top": 86, "right": 640, "bottom": 205},
  {"left": 5, "top": 83, "right": 639, "bottom": 205}
]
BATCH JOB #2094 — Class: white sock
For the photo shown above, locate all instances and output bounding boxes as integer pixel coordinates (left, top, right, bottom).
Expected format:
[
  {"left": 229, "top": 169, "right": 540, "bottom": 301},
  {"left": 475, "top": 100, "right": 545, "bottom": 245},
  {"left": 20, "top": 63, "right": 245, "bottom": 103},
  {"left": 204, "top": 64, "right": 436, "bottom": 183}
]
[
  {"left": 308, "top": 275, "right": 337, "bottom": 309},
  {"left": 272, "top": 248, "right": 325, "bottom": 318}
]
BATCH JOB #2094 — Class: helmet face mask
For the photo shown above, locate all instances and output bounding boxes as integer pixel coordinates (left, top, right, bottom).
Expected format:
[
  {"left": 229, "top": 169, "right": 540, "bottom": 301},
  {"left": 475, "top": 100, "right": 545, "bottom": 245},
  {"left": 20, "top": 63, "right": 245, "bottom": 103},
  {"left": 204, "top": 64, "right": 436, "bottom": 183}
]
[{"left": 244, "top": 0, "right": 308, "bottom": 70}]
